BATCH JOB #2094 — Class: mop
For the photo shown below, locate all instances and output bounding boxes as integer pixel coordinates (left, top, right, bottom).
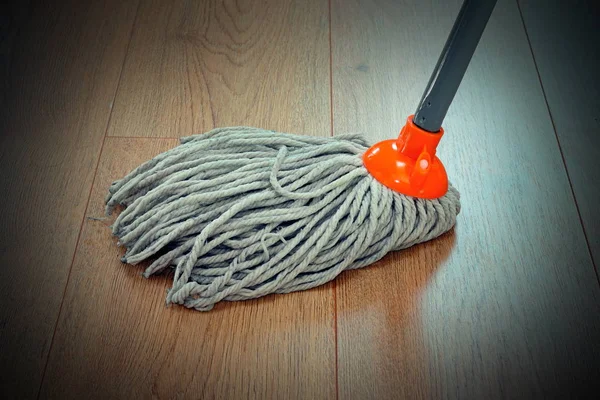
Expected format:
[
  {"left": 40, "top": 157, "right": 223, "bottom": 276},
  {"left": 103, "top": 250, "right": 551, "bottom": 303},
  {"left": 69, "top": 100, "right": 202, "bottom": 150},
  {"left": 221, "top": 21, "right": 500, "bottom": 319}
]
[{"left": 106, "top": 0, "right": 497, "bottom": 311}]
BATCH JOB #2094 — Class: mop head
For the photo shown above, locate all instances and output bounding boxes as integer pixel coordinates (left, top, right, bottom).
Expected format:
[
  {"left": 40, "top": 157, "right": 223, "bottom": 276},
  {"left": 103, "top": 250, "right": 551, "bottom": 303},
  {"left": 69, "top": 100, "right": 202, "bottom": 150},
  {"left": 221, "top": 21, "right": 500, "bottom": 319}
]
[{"left": 105, "top": 127, "right": 461, "bottom": 311}]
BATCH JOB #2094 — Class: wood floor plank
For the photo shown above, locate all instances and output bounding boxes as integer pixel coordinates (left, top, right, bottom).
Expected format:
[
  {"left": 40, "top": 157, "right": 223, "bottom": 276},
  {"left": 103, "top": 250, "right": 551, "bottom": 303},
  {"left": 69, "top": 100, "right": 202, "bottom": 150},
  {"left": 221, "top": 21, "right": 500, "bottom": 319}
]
[
  {"left": 39, "top": 0, "right": 335, "bottom": 398},
  {"left": 106, "top": 0, "right": 330, "bottom": 138},
  {"left": 0, "top": 0, "right": 138, "bottom": 397},
  {"left": 39, "top": 138, "right": 336, "bottom": 399},
  {"left": 518, "top": 0, "right": 600, "bottom": 270},
  {"left": 331, "top": 0, "right": 600, "bottom": 398}
]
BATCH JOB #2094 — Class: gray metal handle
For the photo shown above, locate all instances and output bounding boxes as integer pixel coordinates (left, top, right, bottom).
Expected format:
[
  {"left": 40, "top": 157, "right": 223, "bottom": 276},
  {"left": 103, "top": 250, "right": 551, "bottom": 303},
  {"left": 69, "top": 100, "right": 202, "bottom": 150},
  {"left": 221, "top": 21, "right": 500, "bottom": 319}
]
[{"left": 414, "top": 0, "right": 498, "bottom": 133}]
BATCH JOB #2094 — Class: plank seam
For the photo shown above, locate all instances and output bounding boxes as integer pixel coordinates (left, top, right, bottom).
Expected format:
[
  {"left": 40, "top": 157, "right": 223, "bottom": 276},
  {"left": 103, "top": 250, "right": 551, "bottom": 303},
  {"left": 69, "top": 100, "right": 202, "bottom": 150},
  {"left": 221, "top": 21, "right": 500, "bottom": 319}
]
[
  {"left": 35, "top": 1, "right": 144, "bottom": 397},
  {"left": 516, "top": 0, "right": 599, "bottom": 286}
]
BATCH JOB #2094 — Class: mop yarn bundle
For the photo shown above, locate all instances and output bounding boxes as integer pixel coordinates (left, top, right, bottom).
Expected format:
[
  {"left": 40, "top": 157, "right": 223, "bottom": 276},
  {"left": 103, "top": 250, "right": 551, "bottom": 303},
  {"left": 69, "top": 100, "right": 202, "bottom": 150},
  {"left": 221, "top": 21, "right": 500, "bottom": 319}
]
[{"left": 105, "top": 127, "right": 461, "bottom": 311}]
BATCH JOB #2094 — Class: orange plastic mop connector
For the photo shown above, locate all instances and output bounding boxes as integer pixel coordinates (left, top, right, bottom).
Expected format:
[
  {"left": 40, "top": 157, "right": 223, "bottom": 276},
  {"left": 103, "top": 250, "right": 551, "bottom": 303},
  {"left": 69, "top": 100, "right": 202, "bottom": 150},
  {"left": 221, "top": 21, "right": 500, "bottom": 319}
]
[{"left": 363, "top": 115, "right": 448, "bottom": 199}]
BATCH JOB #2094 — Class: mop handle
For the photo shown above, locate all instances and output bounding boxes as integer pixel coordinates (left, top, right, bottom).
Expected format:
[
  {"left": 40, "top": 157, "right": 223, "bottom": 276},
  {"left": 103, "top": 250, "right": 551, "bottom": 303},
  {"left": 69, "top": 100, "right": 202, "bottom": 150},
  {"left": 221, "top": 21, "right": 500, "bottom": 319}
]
[{"left": 413, "top": 0, "right": 498, "bottom": 133}]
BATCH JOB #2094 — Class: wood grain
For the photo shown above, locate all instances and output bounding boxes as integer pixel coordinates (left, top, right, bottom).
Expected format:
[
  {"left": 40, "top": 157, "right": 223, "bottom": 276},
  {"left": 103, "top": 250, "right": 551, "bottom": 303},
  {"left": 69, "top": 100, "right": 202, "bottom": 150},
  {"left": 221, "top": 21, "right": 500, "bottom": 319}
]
[
  {"left": 518, "top": 0, "right": 600, "bottom": 270},
  {"left": 39, "top": 0, "right": 335, "bottom": 398},
  {"left": 0, "top": 0, "right": 138, "bottom": 397},
  {"left": 39, "top": 138, "right": 336, "bottom": 399},
  {"left": 106, "top": 0, "right": 330, "bottom": 138},
  {"left": 331, "top": 0, "right": 600, "bottom": 398}
]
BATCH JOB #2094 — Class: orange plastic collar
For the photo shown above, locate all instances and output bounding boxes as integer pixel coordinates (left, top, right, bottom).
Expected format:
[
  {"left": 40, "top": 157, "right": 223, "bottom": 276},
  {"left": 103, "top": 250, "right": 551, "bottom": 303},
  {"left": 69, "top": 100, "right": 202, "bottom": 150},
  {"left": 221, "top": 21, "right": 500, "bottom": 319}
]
[{"left": 363, "top": 115, "right": 448, "bottom": 199}]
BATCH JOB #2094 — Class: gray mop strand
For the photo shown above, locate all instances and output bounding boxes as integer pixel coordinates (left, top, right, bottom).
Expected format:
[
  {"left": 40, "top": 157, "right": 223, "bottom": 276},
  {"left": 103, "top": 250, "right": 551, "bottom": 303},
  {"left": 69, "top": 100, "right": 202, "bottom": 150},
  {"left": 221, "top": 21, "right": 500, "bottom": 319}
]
[{"left": 105, "top": 127, "right": 461, "bottom": 311}]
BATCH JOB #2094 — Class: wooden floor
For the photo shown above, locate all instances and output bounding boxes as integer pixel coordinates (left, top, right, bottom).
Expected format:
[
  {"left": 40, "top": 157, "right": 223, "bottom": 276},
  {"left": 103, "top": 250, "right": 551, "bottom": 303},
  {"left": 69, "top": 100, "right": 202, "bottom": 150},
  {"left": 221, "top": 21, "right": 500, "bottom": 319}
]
[{"left": 1, "top": 0, "right": 599, "bottom": 398}]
